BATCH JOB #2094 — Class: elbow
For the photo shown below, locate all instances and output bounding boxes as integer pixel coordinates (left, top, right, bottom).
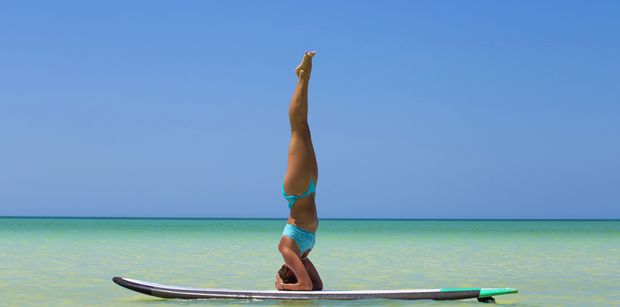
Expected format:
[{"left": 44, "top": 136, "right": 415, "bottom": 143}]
[{"left": 313, "top": 281, "right": 323, "bottom": 291}]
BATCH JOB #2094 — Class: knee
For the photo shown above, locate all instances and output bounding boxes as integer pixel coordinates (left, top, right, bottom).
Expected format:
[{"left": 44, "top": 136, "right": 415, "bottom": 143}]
[{"left": 290, "top": 123, "right": 311, "bottom": 136}]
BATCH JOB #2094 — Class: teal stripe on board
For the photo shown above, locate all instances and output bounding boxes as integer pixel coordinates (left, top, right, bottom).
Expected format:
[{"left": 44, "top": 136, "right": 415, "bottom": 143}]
[
  {"left": 1, "top": 218, "right": 619, "bottom": 306},
  {"left": 478, "top": 288, "right": 519, "bottom": 298}
]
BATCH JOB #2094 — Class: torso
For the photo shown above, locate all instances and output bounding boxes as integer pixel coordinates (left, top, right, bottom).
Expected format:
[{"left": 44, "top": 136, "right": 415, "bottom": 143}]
[{"left": 287, "top": 194, "right": 318, "bottom": 232}]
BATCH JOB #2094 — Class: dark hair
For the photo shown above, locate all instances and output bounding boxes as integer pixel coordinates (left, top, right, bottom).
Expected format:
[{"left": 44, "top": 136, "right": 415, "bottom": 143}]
[{"left": 277, "top": 265, "right": 297, "bottom": 284}]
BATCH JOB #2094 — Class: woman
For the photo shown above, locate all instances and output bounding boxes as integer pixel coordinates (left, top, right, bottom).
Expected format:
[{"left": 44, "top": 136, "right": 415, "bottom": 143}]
[{"left": 275, "top": 51, "right": 323, "bottom": 291}]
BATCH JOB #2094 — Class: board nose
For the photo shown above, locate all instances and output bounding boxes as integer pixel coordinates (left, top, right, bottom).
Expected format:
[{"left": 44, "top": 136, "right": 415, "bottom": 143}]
[{"left": 113, "top": 276, "right": 153, "bottom": 296}]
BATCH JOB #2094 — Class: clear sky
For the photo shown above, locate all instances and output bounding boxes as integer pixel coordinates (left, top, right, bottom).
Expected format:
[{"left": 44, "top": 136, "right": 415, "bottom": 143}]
[{"left": 1, "top": 1, "right": 618, "bottom": 218}]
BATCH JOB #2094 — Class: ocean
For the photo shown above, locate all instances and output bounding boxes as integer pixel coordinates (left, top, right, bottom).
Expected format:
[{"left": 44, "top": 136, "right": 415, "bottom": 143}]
[{"left": 1, "top": 218, "right": 618, "bottom": 306}]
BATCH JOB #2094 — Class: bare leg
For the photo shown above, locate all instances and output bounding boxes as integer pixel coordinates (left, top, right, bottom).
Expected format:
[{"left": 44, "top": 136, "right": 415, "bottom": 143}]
[
  {"left": 284, "top": 51, "right": 318, "bottom": 194},
  {"left": 277, "top": 52, "right": 320, "bottom": 291}
]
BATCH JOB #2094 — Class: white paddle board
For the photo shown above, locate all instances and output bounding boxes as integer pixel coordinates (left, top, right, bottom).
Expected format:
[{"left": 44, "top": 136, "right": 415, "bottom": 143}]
[{"left": 113, "top": 277, "right": 517, "bottom": 302}]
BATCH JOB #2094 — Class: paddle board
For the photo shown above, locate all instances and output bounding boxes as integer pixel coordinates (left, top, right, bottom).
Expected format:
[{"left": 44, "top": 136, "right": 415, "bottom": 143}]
[{"left": 113, "top": 277, "right": 517, "bottom": 302}]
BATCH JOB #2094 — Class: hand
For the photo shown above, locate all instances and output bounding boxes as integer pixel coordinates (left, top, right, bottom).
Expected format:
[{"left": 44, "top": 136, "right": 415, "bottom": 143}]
[{"left": 275, "top": 274, "right": 285, "bottom": 290}]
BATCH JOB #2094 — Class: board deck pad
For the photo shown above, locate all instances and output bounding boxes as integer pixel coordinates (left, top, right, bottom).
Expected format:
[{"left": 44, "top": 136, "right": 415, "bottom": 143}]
[{"left": 113, "top": 277, "right": 517, "bottom": 301}]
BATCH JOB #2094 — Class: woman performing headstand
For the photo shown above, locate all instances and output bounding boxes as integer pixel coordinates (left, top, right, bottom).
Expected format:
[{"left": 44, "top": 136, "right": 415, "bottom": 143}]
[{"left": 275, "top": 51, "right": 323, "bottom": 291}]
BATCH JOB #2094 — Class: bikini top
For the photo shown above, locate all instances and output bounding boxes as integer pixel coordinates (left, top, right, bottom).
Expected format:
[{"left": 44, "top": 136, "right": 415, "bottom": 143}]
[{"left": 282, "top": 179, "right": 316, "bottom": 208}]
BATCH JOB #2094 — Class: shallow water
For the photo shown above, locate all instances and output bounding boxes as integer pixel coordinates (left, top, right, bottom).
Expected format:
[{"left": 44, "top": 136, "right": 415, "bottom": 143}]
[{"left": 1, "top": 218, "right": 619, "bottom": 306}]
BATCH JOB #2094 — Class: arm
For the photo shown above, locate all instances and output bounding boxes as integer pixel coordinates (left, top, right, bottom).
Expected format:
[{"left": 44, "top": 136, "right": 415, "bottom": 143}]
[
  {"left": 276, "top": 247, "right": 313, "bottom": 291},
  {"left": 302, "top": 258, "right": 323, "bottom": 290}
]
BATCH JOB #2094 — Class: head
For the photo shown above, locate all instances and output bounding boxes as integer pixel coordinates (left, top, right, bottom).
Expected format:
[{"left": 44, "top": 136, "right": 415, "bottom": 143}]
[{"left": 277, "top": 264, "right": 297, "bottom": 284}]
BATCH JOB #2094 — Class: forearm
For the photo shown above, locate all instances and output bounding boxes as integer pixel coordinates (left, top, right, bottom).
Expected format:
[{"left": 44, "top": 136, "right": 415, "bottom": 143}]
[
  {"left": 302, "top": 258, "right": 323, "bottom": 290},
  {"left": 279, "top": 281, "right": 313, "bottom": 291}
]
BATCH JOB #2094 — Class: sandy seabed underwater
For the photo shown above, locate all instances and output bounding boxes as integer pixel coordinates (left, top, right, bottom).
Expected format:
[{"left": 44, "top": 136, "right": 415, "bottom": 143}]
[{"left": 1, "top": 218, "right": 619, "bottom": 306}]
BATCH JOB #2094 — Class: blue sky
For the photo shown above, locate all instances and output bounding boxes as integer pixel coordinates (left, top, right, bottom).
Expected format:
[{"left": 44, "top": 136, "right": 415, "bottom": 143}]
[{"left": 1, "top": 1, "right": 618, "bottom": 218}]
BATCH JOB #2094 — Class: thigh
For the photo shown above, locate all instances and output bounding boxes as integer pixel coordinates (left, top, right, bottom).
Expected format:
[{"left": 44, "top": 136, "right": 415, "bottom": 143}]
[{"left": 284, "top": 130, "right": 318, "bottom": 193}]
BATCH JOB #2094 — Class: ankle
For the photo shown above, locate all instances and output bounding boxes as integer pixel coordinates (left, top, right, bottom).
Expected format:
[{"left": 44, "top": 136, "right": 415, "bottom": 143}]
[{"left": 298, "top": 70, "right": 311, "bottom": 81}]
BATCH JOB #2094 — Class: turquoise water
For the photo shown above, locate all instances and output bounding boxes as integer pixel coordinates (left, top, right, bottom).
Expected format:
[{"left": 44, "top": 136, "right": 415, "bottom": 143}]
[{"left": 1, "top": 218, "right": 619, "bottom": 306}]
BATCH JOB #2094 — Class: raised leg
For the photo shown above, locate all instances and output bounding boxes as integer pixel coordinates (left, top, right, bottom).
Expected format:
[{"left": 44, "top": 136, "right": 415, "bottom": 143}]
[{"left": 284, "top": 51, "right": 318, "bottom": 194}]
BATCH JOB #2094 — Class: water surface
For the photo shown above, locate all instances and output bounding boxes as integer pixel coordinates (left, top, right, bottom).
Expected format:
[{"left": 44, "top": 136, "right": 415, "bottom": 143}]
[{"left": 1, "top": 218, "right": 618, "bottom": 306}]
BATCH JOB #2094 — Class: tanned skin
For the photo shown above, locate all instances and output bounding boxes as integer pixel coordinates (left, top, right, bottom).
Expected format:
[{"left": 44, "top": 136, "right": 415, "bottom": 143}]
[{"left": 275, "top": 51, "right": 323, "bottom": 291}]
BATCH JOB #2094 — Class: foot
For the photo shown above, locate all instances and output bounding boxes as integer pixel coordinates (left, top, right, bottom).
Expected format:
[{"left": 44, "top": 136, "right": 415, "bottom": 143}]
[{"left": 295, "top": 51, "right": 316, "bottom": 79}]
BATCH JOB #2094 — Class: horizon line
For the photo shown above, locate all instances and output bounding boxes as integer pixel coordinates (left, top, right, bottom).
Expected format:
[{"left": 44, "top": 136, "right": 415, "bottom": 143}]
[{"left": 1, "top": 216, "right": 618, "bottom": 221}]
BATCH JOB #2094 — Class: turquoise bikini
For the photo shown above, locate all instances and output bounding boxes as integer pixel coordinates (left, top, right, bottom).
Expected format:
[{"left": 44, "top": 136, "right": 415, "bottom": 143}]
[
  {"left": 282, "top": 179, "right": 316, "bottom": 208},
  {"left": 281, "top": 179, "right": 317, "bottom": 255},
  {"left": 282, "top": 224, "right": 315, "bottom": 255}
]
